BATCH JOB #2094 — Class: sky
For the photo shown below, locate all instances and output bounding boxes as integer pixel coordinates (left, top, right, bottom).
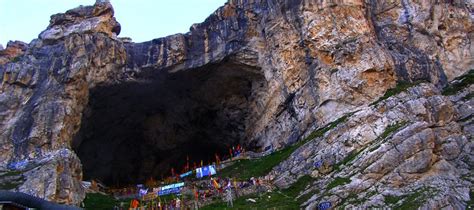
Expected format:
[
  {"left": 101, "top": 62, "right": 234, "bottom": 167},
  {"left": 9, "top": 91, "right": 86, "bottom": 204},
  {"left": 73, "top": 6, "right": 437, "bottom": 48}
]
[{"left": 0, "top": 0, "right": 227, "bottom": 46}]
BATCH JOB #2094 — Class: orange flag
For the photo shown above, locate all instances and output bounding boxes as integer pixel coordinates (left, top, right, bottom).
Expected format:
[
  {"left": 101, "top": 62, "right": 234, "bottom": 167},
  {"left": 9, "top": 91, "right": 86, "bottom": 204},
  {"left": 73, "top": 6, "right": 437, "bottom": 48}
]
[
  {"left": 212, "top": 178, "right": 220, "bottom": 190},
  {"left": 215, "top": 153, "right": 220, "bottom": 165}
]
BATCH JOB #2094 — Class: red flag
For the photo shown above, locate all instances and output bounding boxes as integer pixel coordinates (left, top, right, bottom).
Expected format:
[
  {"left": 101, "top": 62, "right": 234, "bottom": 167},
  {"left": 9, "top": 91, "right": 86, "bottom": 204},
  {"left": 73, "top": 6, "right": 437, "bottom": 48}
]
[
  {"left": 215, "top": 153, "right": 220, "bottom": 165},
  {"left": 193, "top": 188, "right": 199, "bottom": 201}
]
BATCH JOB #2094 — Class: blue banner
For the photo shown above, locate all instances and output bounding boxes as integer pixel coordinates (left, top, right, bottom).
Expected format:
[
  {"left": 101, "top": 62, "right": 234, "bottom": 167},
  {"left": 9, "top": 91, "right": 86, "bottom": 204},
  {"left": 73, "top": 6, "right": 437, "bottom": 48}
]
[
  {"left": 196, "top": 165, "right": 216, "bottom": 178},
  {"left": 158, "top": 187, "right": 182, "bottom": 196},
  {"left": 156, "top": 182, "right": 185, "bottom": 196},
  {"left": 180, "top": 171, "right": 192, "bottom": 178}
]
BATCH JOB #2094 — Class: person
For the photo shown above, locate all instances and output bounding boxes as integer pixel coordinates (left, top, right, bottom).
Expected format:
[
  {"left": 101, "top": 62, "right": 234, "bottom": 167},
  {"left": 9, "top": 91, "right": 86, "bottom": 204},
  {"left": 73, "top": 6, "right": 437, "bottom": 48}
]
[
  {"left": 193, "top": 187, "right": 199, "bottom": 210},
  {"left": 176, "top": 198, "right": 181, "bottom": 210},
  {"left": 130, "top": 199, "right": 139, "bottom": 209},
  {"left": 225, "top": 183, "right": 233, "bottom": 208},
  {"left": 233, "top": 179, "right": 239, "bottom": 197}
]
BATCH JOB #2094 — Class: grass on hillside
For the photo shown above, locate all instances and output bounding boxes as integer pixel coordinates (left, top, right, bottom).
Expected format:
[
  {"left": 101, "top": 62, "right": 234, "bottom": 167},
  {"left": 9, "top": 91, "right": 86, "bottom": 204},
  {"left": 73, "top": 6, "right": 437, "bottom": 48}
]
[
  {"left": 219, "top": 114, "right": 352, "bottom": 180},
  {"left": 83, "top": 193, "right": 133, "bottom": 210},
  {"left": 384, "top": 187, "right": 436, "bottom": 210},
  {"left": 442, "top": 69, "right": 474, "bottom": 95},
  {"left": 202, "top": 175, "right": 316, "bottom": 210},
  {"left": 370, "top": 81, "right": 424, "bottom": 106}
]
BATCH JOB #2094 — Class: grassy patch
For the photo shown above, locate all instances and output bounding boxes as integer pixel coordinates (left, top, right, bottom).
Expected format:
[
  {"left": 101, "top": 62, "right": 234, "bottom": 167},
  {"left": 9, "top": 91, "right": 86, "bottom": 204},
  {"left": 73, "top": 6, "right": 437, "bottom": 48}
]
[
  {"left": 202, "top": 175, "right": 316, "bottom": 210},
  {"left": 0, "top": 170, "right": 23, "bottom": 178},
  {"left": 11, "top": 56, "right": 21, "bottom": 63},
  {"left": 83, "top": 193, "right": 132, "bottom": 210},
  {"left": 338, "top": 193, "right": 360, "bottom": 209},
  {"left": 0, "top": 179, "right": 25, "bottom": 190},
  {"left": 219, "top": 114, "right": 352, "bottom": 180},
  {"left": 340, "top": 190, "right": 377, "bottom": 207},
  {"left": 326, "top": 177, "right": 351, "bottom": 190},
  {"left": 297, "top": 189, "right": 320, "bottom": 204},
  {"left": 370, "top": 81, "right": 422, "bottom": 106},
  {"left": 0, "top": 170, "right": 25, "bottom": 190},
  {"left": 384, "top": 187, "right": 437, "bottom": 210},
  {"left": 332, "top": 121, "right": 408, "bottom": 173},
  {"left": 384, "top": 194, "right": 399, "bottom": 204},
  {"left": 368, "top": 121, "right": 408, "bottom": 152},
  {"left": 333, "top": 149, "right": 364, "bottom": 172},
  {"left": 442, "top": 70, "right": 474, "bottom": 95},
  {"left": 462, "top": 92, "right": 474, "bottom": 101},
  {"left": 380, "top": 121, "right": 407, "bottom": 140}
]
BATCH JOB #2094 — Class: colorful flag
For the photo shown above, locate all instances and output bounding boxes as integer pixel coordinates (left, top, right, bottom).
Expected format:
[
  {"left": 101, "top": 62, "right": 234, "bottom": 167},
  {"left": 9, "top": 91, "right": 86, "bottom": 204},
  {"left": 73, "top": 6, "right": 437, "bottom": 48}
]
[
  {"left": 212, "top": 178, "right": 220, "bottom": 190},
  {"left": 215, "top": 153, "right": 220, "bottom": 166}
]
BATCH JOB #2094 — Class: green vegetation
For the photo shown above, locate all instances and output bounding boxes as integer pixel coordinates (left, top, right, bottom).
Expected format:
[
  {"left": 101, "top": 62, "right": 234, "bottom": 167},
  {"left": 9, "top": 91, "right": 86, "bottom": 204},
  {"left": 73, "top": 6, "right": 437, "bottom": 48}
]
[
  {"left": 83, "top": 193, "right": 133, "bottom": 210},
  {"left": 202, "top": 175, "right": 316, "bottom": 210},
  {"left": 0, "top": 170, "right": 25, "bottom": 190},
  {"left": 370, "top": 81, "right": 424, "bottom": 106},
  {"left": 11, "top": 56, "right": 21, "bottom": 63},
  {"left": 220, "top": 113, "right": 352, "bottom": 180},
  {"left": 380, "top": 122, "right": 407, "bottom": 140},
  {"left": 383, "top": 187, "right": 437, "bottom": 210},
  {"left": 333, "top": 149, "right": 364, "bottom": 172},
  {"left": 218, "top": 148, "right": 296, "bottom": 180},
  {"left": 337, "top": 190, "right": 378, "bottom": 208},
  {"left": 326, "top": 177, "right": 351, "bottom": 190},
  {"left": 442, "top": 70, "right": 474, "bottom": 95},
  {"left": 368, "top": 121, "right": 408, "bottom": 153},
  {"left": 0, "top": 170, "right": 23, "bottom": 178},
  {"left": 0, "top": 179, "right": 25, "bottom": 190},
  {"left": 337, "top": 193, "right": 359, "bottom": 209},
  {"left": 330, "top": 121, "right": 408, "bottom": 175},
  {"left": 84, "top": 193, "right": 120, "bottom": 209},
  {"left": 462, "top": 92, "right": 474, "bottom": 101},
  {"left": 384, "top": 194, "right": 400, "bottom": 205}
]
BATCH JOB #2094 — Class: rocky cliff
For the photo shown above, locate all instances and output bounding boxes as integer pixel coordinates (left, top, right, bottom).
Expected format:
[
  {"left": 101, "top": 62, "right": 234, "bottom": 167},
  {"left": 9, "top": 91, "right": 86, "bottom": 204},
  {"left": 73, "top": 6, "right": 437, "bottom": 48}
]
[{"left": 0, "top": 0, "right": 472, "bottom": 207}]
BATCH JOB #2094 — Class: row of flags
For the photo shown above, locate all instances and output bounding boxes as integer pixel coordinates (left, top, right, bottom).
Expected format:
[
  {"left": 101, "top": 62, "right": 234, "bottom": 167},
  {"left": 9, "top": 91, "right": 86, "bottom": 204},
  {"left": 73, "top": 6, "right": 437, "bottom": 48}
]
[{"left": 168, "top": 144, "right": 244, "bottom": 179}]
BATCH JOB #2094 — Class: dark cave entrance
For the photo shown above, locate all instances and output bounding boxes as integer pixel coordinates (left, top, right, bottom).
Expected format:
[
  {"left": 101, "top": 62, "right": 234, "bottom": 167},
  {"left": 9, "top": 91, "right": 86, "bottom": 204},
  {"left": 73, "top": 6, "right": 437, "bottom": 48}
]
[{"left": 72, "top": 60, "right": 265, "bottom": 186}]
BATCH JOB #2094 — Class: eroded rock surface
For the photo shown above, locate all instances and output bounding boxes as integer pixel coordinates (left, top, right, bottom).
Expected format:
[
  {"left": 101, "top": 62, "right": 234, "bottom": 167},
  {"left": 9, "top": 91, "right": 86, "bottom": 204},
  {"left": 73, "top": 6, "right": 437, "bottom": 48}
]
[
  {"left": 270, "top": 81, "right": 473, "bottom": 209},
  {"left": 0, "top": 0, "right": 472, "bottom": 206}
]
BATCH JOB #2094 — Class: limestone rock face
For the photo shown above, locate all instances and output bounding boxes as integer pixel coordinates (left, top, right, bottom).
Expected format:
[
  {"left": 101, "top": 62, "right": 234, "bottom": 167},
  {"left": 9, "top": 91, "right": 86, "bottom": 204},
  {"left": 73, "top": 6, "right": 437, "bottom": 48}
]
[
  {"left": 0, "top": 0, "right": 472, "bottom": 206},
  {"left": 39, "top": 1, "right": 121, "bottom": 44},
  {"left": 0, "top": 41, "right": 28, "bottom": 65},
  {"left": 270, "top": 82, "right": 473, "bottom": 208}
]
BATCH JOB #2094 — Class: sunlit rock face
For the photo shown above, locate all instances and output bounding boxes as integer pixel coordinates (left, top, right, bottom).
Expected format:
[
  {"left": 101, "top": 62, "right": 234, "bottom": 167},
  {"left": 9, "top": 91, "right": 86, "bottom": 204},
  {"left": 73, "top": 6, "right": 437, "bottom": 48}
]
[{"left": 0, "top": 0, "right": 472, "bottom": 205}]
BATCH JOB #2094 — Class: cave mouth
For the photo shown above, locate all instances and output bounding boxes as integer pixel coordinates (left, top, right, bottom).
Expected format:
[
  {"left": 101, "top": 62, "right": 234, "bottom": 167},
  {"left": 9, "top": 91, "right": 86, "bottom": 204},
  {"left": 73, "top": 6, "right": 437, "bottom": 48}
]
[{"left": 72, "top": 59, "right": 265, "bottom": 187}]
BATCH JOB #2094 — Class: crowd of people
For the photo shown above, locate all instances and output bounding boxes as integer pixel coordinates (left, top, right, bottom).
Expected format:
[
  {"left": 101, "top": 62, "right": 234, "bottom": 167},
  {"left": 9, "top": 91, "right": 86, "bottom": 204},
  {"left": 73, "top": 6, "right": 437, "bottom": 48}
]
[{"left": 89, "top": 144, "right": 270, "bottom": 209}]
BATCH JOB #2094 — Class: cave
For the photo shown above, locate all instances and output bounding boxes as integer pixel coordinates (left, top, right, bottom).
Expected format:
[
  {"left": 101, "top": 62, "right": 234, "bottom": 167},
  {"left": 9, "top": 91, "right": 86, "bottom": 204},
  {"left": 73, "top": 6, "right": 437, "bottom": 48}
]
[{"left": 72, "top": 59, "right": 266, "bottom": 186}]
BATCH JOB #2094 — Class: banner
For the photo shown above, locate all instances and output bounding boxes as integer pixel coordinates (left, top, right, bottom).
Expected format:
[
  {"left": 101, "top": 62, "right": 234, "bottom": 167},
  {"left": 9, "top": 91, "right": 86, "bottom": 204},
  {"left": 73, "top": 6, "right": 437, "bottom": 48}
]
[
  {"left": 180, "top": 171, "right": 193, "bottom": 178},
  {"left": 196, "top": 165, "right": 217, "bottom": 178},
  {"left": 139, "top": 188, "right": 148, "bottom": 197},
  {"left": 156, "top": 182, "right": 185, "bottom": 196}
]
